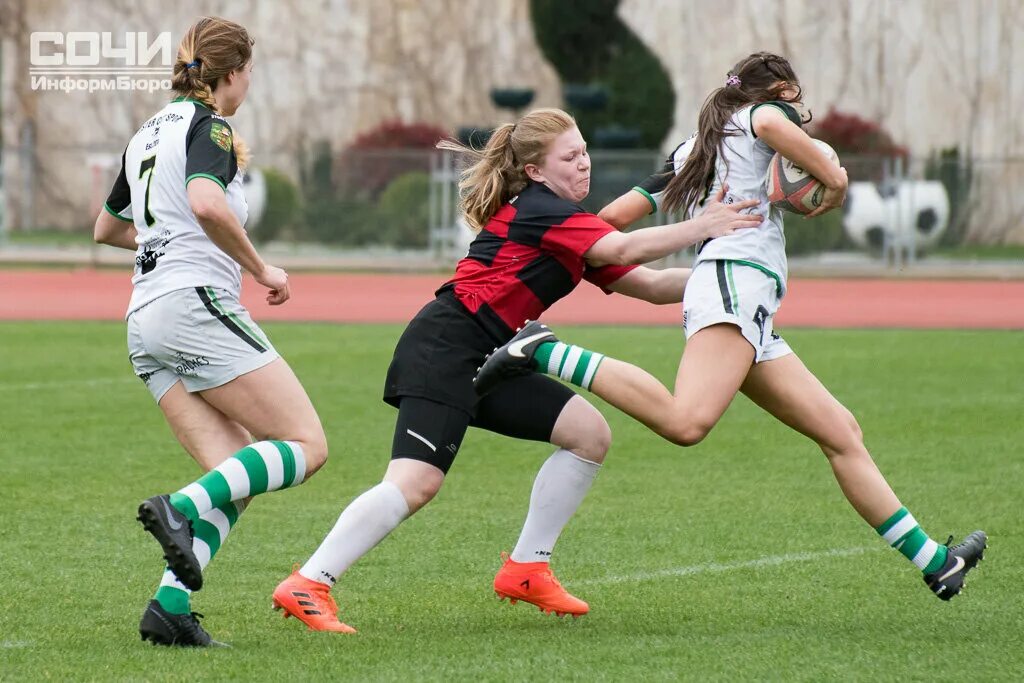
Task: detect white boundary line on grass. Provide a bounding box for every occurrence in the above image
[1,640,32,649]
[576,546,880,586]
[0,377,136,391]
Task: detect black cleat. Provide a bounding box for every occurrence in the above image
[473,320,558,396]
[137,494,203,591]
[139,600,227,647]
[923,530,987,601]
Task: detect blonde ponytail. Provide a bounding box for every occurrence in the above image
[171,17,254,169]
[437,108,576,232]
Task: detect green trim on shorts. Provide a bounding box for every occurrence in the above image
[722,259,784,297]
[725,262,740,311]
[632,186,658,214]
[204,287,270,348]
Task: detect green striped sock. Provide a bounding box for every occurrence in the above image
[154,500,247,614]
[169,441,305,521]
[876,506,948,574]
[532,341,605,390]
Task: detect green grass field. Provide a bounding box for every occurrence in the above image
[1,322,1020,681]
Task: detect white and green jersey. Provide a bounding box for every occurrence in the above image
[633,101,802,296]
[104,97,249,317]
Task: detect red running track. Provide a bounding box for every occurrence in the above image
[1,269,1022,329]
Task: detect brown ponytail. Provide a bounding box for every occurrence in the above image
[663,51,806,215]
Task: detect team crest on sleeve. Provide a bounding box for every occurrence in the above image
[210,122,233,151]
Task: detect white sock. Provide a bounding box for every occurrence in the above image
[299,481,409,585]
[510,449,601,563]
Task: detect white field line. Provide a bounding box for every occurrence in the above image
[0,377,136,391]
[1,640,32,648]
[575,546,881,586]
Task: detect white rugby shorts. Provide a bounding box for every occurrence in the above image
[127,286,279,402]
[683,260,792,363]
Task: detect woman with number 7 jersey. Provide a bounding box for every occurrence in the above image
[475,52,987,601]
[93,16,331,647]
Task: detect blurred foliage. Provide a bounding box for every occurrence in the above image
[251,168,300,244]
[302,195,379,245]
[376,172,432,248]
[335,120,450,197]
[925,147,973,247]
[807,108,908,158]
[784,207,847,255]
[530,0,673,148]
[300,126,439,247]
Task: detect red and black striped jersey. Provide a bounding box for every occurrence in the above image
[438,182,636,342]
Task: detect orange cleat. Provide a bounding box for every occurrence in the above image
[493,552,589,618]
[272,571,357,633]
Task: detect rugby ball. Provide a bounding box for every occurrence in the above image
[764,139,840,214]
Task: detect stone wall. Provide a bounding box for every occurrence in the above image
[0,0,561,230]
[620,0,1024,243]
[2,0,1022,240]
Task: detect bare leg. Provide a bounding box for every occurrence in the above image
[588,324,754,445]
[740,353,901,526]
[199,357,328,474]
[159,380,252,470]
[140,359,329,591]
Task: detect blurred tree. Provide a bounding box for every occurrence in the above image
[530,0,673,149]
[807,108,908,158]
[376,172,432,248]
[335,120,450,198]
[251,168,300,244]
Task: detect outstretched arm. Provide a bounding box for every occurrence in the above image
[584,185,761,267]
[605,265,691,304]
[598,190,653,230]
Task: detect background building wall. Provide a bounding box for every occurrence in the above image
[1,0,1021,241]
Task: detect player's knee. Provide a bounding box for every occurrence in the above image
[819,409,865,459]
[552,397,611,464]
[395,475,442,513]
[846,410,864,443]
[298,429,329,476]
[663,419,712,447]
[576,415,612,464]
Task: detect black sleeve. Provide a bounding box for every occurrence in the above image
[632,141,685,214]
[103,149,133,221]
[185,113,237,189]
[750,101,803,133]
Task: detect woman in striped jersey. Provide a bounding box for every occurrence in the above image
[476,52,986,601]
[270,108,763,633]
[93,17,329,646]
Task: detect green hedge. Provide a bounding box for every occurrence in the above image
[784,208,847,255]
[301,171,432,248]
[376,172,431,248]
[250,168,300,244]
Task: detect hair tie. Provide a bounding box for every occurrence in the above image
[725,74,741,87]
[186,59,200,69]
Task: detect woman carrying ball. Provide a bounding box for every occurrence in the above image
[476,52,986,600]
